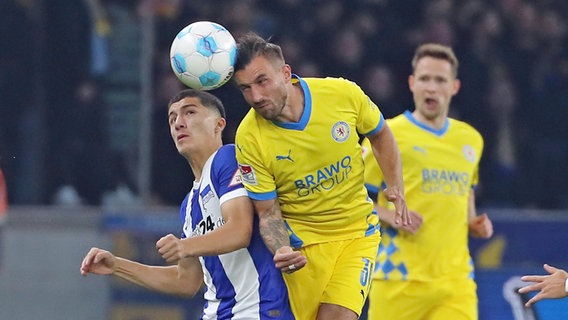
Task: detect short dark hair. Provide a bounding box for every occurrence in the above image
[168,89,226,118]
[235,32,285,72]
[411,43,459,78]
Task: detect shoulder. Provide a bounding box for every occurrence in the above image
[449,118,483,140]
[216,144,236,158]
[385,113,410,129]
[305,76,362,92]
[210,144,238,174]
[236,109,264,136]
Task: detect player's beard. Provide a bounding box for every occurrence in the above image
[258,87,288,121]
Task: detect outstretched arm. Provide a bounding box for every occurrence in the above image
[253,198,307,273]
[518,264,568,307]
[368,125,409,226]
[80,247,203,297]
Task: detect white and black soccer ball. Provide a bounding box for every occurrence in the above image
[170,21,237,91]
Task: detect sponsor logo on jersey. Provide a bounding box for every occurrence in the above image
[228,168,243,187]
[294,155,352,197]
[331,121,350,142]
[421,168,470,195]
[462,145,477,162]
[200,185,214,205]
[276,149,294,162]
[239,164,258,186]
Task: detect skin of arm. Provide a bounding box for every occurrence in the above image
[253,198,307,273]
[157,195,254,264]
[519,264,568,307]
[375,205,423,234]
[80,247,203,298]
[367,124,410,226]
[467,189,493,238]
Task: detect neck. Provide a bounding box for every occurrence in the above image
[413,110,447,130]
[278,82,304,122]
[186,141,222,181]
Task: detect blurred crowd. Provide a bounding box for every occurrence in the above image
[1,0,567,209]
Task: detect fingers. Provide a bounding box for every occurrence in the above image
[279,256,307,274]
[521,275,546,283]
[156,234,182,264]
[273,246,307,273]
[525,294,542,307]
[80,247,99,275]
[543,264,560,274]
[80,247,113,276]
[518,281,541,293]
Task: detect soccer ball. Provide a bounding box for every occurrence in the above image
[170,21,237,91]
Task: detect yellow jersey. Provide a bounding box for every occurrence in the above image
[363,111,483,281]
[236,75,383,247]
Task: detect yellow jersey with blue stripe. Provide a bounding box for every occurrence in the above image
[363,110,483,281]
[235,75,383,247]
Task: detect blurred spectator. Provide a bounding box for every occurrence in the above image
[363,64,403,118]
[483,61,522,207]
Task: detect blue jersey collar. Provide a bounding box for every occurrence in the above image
[272,74,311,131]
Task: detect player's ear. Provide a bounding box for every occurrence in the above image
[282,64,292,81]
[452,78,461,95]
[408,75,415,90]
[215,117,226,133]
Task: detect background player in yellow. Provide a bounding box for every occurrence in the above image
[363,43,493,320]
[233,32,410,320]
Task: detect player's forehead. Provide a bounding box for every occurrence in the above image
[168,96,205,114]
[234,55,279,84]
[414,56,454,77]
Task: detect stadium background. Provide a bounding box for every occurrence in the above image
[0,0,567,319]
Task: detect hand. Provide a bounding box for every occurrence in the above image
[273,246,307,274]
[387,210,423,234]
[468,213,493,238]
[80,247,116,276]
[518,264,568,307]
[383,186,411,226]
[156,234,185,264]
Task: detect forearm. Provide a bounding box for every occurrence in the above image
[371,127,404,191]
[183,220,251,257]
[113,257,202,297]
[258,214,290,253]
[376,205,396,226]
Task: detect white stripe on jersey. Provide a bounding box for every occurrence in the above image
[182,145,264,319]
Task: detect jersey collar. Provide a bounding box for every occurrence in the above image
[272,74,311,131]
[403,110,449,136]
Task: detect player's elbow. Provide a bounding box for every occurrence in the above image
[175,275,203,298]
[176,284,201,298]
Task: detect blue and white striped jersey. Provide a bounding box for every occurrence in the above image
[180,144,294,320]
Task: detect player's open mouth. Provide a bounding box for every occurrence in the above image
[425,98,437,107]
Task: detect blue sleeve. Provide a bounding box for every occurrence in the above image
[210,144,244,197]
[179,193,190,238]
